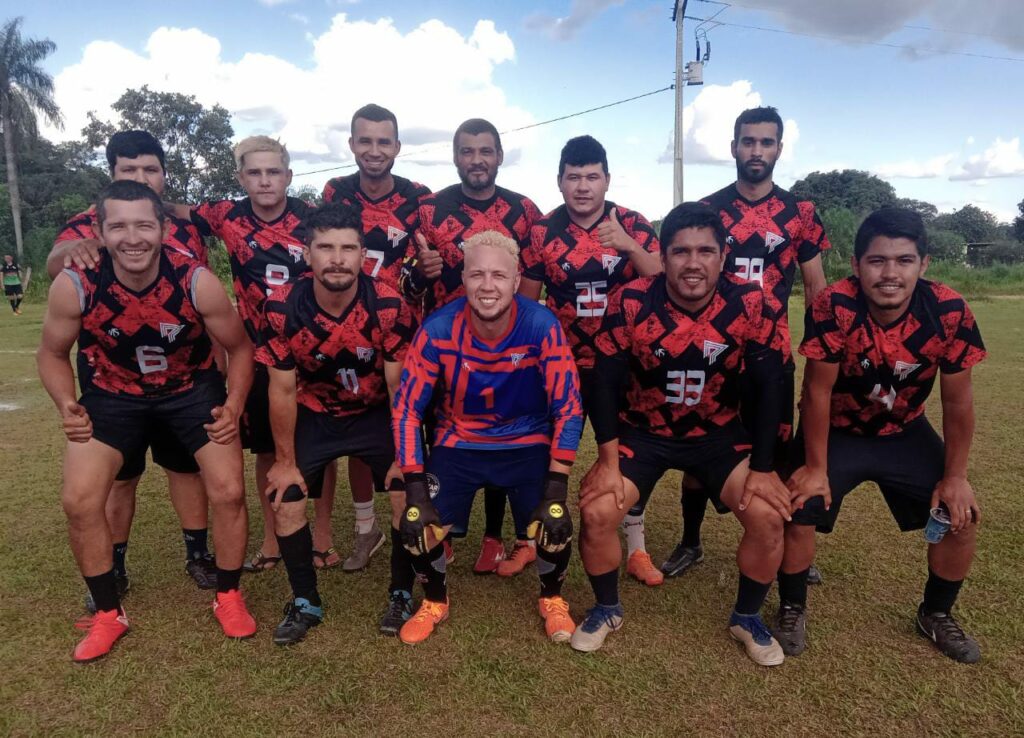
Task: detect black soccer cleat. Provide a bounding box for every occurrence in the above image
[660,543,704,578]
[772,602,807,656]
[916,605,980,664]
[273,599,323,646]
[379,591,416,636]
[806,564,824,586]
[186,553,218,590]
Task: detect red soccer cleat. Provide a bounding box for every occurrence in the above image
[73,608,129,663]
[213,589,257,639]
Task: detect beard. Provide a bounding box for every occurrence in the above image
[736,157,776,185]
[318,270,356,292]
[458,167,495,193]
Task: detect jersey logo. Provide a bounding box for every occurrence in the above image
[463,360,472,372]
[357,346,374,362]
[860,358,872,369]
[107,327,121,337]
[247,239,259,251]
[765,231,786,253]
[654,347,667,358]
[287,245,305,263]
[315,352,327,361]
[510,352,526,367]
[602,254,622,274]
[387,226,407,249]
[894,360,921,381]
[702,340,728,365]
[561,262,572,272]
[160,322,185,343]
[457,240,466,252]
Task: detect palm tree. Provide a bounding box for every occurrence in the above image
[0,17,62,260]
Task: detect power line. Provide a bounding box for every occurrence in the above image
[293,86,673,178]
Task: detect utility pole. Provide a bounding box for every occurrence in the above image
[673,0,687,206]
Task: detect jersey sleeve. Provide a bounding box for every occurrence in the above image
[621,208,661,256]
[322,179,340,203]
[380,293,419,363]
[191,200,230,239]
[521,223,547,283]
[257,292,295,370]
[540,320,584,464]
[54,211,97,245]
[392,328,441,472]
[519,198,544,247]
[940,300,987,373]
[796,201,831,263]
[799,288,844,363]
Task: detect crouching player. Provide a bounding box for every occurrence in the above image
[576,202,792,665]
[392,230,584,645]
[37,181,257,662]
[259,204,417,644]
[779,207,985,663]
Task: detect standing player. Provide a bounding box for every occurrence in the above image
[779,208,985,663]
[37,181,257,662]
[322,104,431,570]
[46,130,216,597]
[575,202,791,664]
[186,136,340,574]
[646,107,830,582]
[258,204,417,643]
[392,231,583,645]
[519,134,663,586]
[3,254,24,314]
[399,118,544,576]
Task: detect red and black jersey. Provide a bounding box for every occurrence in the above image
[595,273,777,439]
[521,202,660,370]
[702,184,829,359]
[257,274,417,417]
[410,184,543,314]
[55,205,208,265]
[191,197,312,344]
[800,277,986,437]
[67,250,215,397]
[321,173,431,291]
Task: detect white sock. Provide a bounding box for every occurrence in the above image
[621,513,646,555]
[353,500,376,534]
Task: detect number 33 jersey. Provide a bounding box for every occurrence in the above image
[595,273,777,438]
[521,203,660,371]
[65,250,215,397]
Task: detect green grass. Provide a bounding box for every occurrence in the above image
[2,299,1023,737]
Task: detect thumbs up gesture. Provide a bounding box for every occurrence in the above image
[414,232,443,281]
[596,208,637,254]
[61,400,93,443]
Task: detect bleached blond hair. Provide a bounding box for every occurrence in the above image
[233,136,290,171]
[461,230,520,261]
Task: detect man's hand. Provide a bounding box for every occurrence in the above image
[413,233,443,281]
[596,209,638,255]
[61,239,104,271]
[384,461,405,491]
[787,465,832,512]
[265,461,308,512]
[739,469,793,521]
[204,405,239,445]
[60,400,92,443]
[932,476,981,533]
[400,472,445,555]
[527,471,573,552]
[579,460,624,510]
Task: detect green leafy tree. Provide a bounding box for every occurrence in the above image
[931,204,999,245]
[790,170,896,215]
[0,17,63,259]
[926,228,967,264]
[818,206,858,283]
[289,183,323,206]
[894,197,938,222]
[1013,198,1024,242]
[83,85,239,203]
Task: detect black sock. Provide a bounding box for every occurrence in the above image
[681,489,709,548]
[112,542,129,578]
[483,487,506,539]
[537,545,571,598]
[778,568,809,608]
[84,569,120,613]
[215,567,242,594]
[922,570,964,614]
[587,569,620,607]
[183,528,209,560]
[410,544,447,602]
[734,573,772,615]
[9,300,16,313]
[389,527,416,596]
[276,525,320,605]
[14,297,22,311]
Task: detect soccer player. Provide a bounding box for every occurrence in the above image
[651,107,830,583]
[258,203,417,643]
[400,118,544,576]
[37,180,257,662]
[574,202,791,666]
[3,254,24,314]
[519,134,663,585]
[778,207,985,663]
[185,136,341,574]
[46,130,216,596]
[392,230,583,645]
[322,104,431,569]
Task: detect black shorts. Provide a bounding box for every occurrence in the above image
[80,380,227,470]
[738,361,795,474]
[789,416,944,533]
[241,364,275,455]
[116,432,200,481]
[4,284,22,297]
[620,422,751,514]
[295,405,396,499]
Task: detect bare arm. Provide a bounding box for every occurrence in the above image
[47,238,104,279]
[36,274,93,442]
[934,368,981,531]
[787,358,839,509]
[799,255,828,306]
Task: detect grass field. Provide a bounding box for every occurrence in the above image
[1,297,1022,737]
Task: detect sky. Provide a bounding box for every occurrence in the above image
[20,0,1024,222]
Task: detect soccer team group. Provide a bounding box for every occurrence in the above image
[37,103,986,667]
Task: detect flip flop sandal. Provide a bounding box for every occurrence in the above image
[313,547,342,569]
[243,551,282,573]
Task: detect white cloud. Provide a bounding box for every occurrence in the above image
[289,13,309,25]
[257,0,295,6]
[950,137,1024,180]
[526,0,624,41]
[875,153,955,179]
